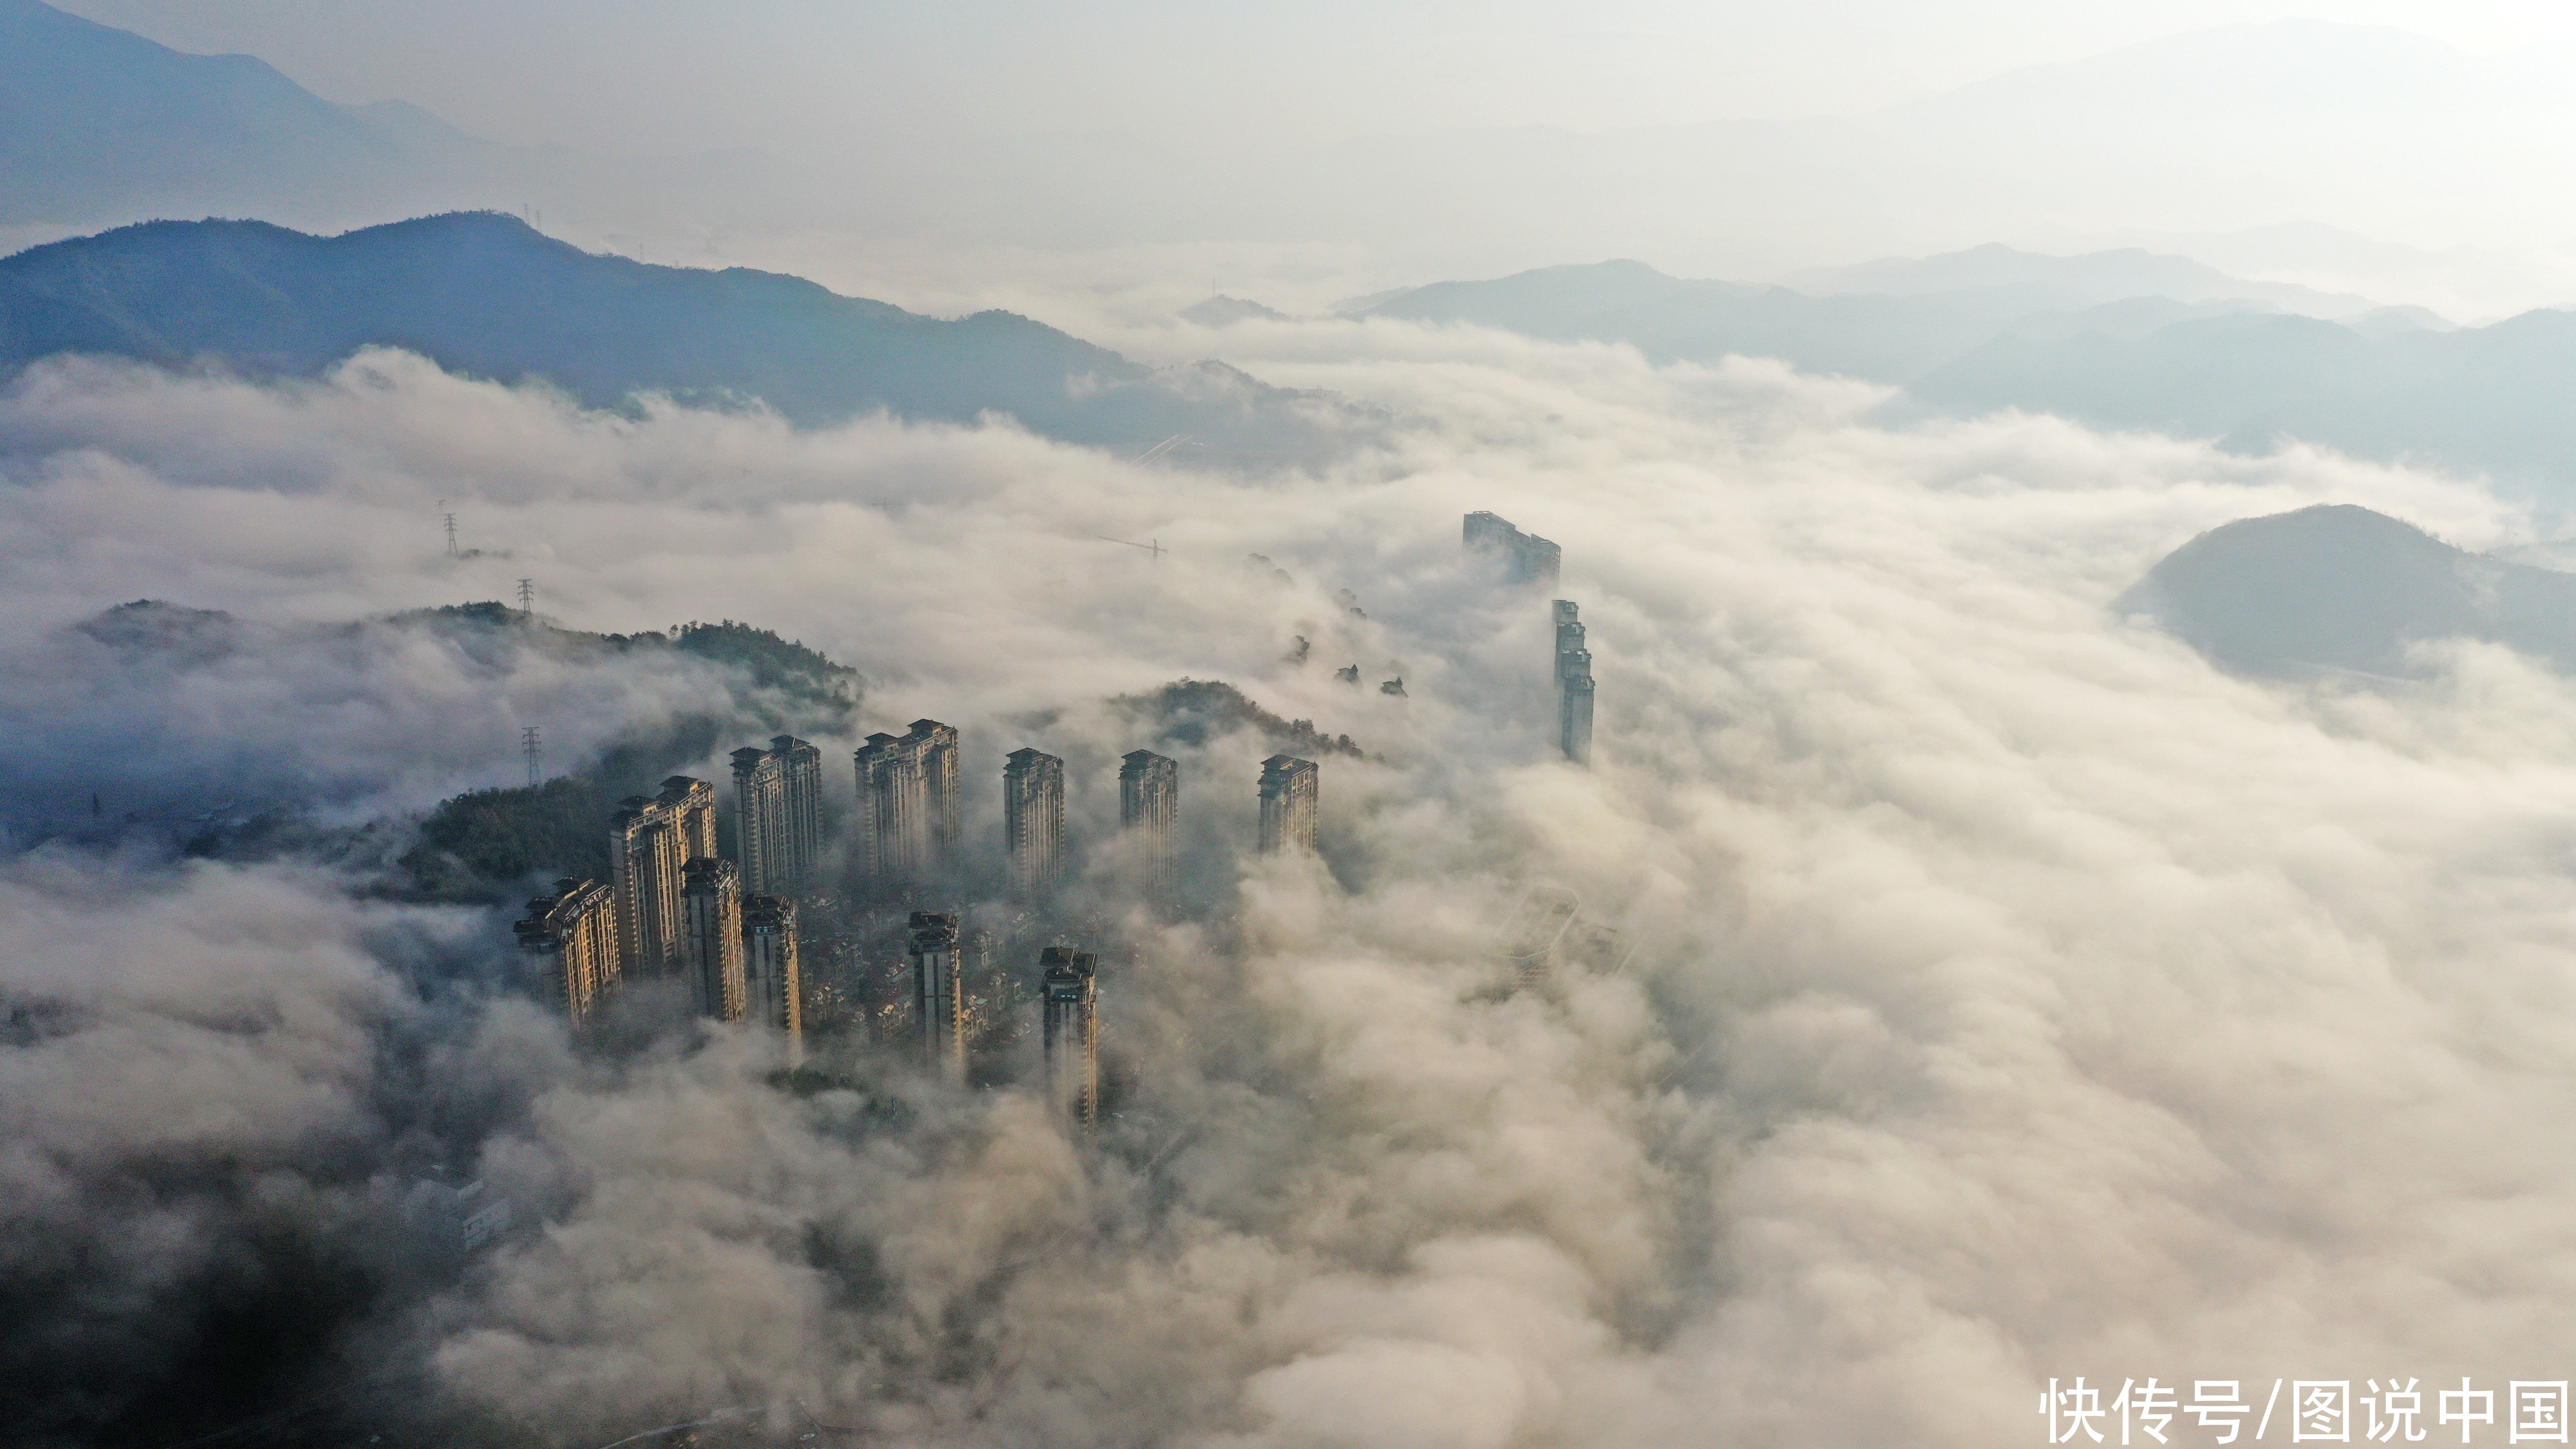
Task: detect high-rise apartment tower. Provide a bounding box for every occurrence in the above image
[680,857,746,1022]
[608,776,717,975]
[741,893,804,1065]
[514,877,621,1026]
[855,720,960,891]
[607,795,682,975]
[1463,511,1562,588]
[1499,885,1581,990]
[667,775,717,858]
[1258,756,1320,855]
[1040,946,1100,1128]
[1003,748,1066,899]
[1119,749,1179,904]
[1553,600,1594,766]
[908,911,966,1084]
[730,735,823,897]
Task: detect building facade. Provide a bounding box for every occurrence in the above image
[514,877,621,1026]
[1119,749,1179,904]
[1500,884,1581,990]
[404,1174,515,1257]
[608,775,716,976]
[661,775,717,858]
[907,910,966,1084]
[1258,755,1320,855]
[731,734,823,897]
[1003,747,1065,899]
[1039,946,1100,1128]
[855,720,960,891]
[607,796,682,975]
[741,893,804,1064]
[1554,599,1594,765]
[680,856,747,1022]
[1463,510,1562,588]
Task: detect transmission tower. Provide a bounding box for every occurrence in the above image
[522,726,541,786]
[443,512,459,558]
[516,578,534,612]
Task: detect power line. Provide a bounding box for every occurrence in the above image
[583,1409,751,1449]
[1128,433,1193,465]
[1088,533,1165,560]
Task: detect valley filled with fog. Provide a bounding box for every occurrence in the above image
[16,1,2576,1446]
[14,307,2576,1444]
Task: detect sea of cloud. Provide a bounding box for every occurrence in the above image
[7,315,2576,1447]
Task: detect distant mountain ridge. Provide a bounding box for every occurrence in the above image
[1784,242,2390,317]
[0,212,1378,462]
[0,0,524,227]
[1358,253,2576,497]
[1906,306,2576,491]
[1180,295,1295,327]
[1354,253,2362,386]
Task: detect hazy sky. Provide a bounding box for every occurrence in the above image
[49,0,2576,156]
[33,0,2576,298]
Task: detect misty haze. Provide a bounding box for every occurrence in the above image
[14,2,2576,1447]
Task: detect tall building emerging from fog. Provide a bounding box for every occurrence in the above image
[908,911,966,1084]
[680,857,746,1022]
[742,894,803,1064]
[609,776,717,975]
[1554,600,1595,765]
[1119,749,1178,903]
[1003,748,1065,899]
[855,720,960,892]
[1463,510,1562,588]
[1258,755,1320,854]
[731,735,823,897]
[515,877,620,1026]
[608,797,683,974]
[1040,946,1100,1128]
[1500,885,1581,990]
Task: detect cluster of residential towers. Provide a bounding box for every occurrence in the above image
[514,740,820,1059]
[853,719,1318,899]
[516,721,1329,1129]
[517,509,1585,1127]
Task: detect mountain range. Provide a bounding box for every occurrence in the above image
[1783,243,2409,320]
[0,212,1379,462]
[1905,308,2576,487]
[1353,254,2314,380]
[1355,256,2576,499]
[1,0,515,229]
[16,0,2576,496]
